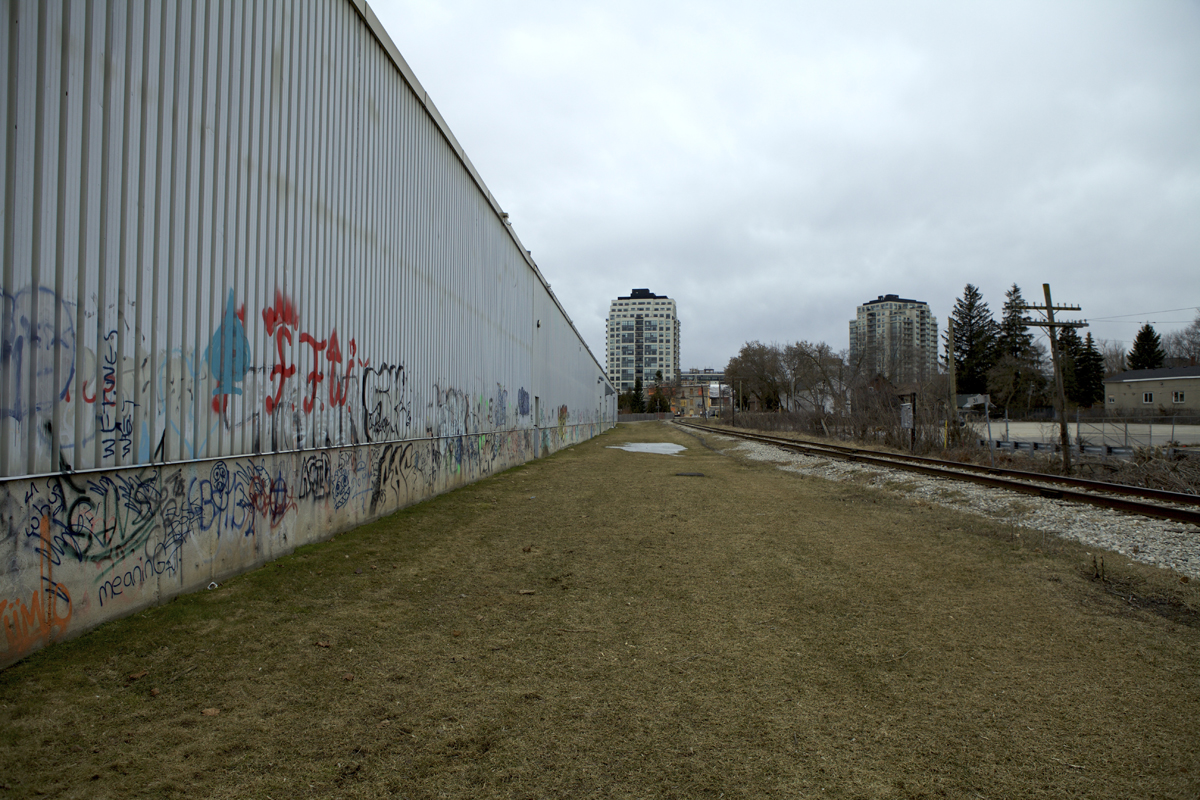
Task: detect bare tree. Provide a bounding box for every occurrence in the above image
[1096,338,1128,377]
[783,341,851,422]
[725,341,786,411]
[1163,313,1200,365]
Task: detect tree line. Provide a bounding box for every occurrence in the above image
[947,284,1198,415]
[720,284,1200,421]
[618,371,672,414]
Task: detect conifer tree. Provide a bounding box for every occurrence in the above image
[1075,333,1106,407]
[944,284,998,395]
[1058,327,1083,405]
[1127,324,1166,371]
[985,283,1049,414]
[996,284,1036,360]
[619,377,646,413]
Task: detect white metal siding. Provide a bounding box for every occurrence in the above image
[1,0,614,480]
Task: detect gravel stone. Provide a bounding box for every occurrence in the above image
[722,436,1200,580]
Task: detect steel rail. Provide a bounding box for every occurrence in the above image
[676,421,1200,526]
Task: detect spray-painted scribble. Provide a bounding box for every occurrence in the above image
[1,287,77,423]
[3,3,617,669]
[0,509,73,657]
[492,384,509,428]
[206,290,251,412]
[262,291,300,416]
[361,363,409,443]
[3,282,610,666]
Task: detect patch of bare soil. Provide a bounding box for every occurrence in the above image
[1,421,1198,799]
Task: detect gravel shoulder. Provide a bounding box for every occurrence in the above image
[720,434,1200,580]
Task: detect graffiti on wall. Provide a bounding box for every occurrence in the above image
[1,285,587,479]
[2,282,606,666]
[0,507,73,658]
[1,287,78,461]
[0,409,595,665]
[207,290,251,412]
[361,363,409,443]
[260,289,367,418]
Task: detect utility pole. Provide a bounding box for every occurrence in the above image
[1019,284,1087,475]
[945,318,957,446]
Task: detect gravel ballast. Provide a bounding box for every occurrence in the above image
[726,437,1200,580]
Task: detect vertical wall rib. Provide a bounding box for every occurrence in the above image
[2,0,615,484]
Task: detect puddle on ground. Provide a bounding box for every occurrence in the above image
[607,442,687,455]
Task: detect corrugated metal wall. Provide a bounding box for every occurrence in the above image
[0,0,618,667]
[1,0,614,479]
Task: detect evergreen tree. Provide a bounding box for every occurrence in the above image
[1057,327,1083,405]
[996,284,1036,360]
[1075,333,1105,407]
[986,283,1049,415]
[619,376,646,413]
[944,284,999,395]
[1127,324,1166,371]
[646,370,672,413]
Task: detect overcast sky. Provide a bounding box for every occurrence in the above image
[371,0,1200,371]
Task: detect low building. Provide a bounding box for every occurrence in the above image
[1103,366,1200,414]
[680,368,725,385]
[672,368,730,416]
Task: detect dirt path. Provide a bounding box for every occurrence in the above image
[2,422,1197,799]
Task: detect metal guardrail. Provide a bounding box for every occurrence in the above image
[977,439,1198,460]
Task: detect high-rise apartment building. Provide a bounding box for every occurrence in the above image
[849,294,939,384]
[606,289,681,391]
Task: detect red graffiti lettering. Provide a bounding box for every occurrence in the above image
[326,332,357,408]
[261,290,298,336]
[262,290,300,415]
[259,290,368,415]
[264,325,296,415]
[299,332,327,414]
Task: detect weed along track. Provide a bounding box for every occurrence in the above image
[678,420,1200,526]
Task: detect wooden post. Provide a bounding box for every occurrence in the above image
[946,319,957,446]
[1043,284,1072,475]
[1019,284,1086,475]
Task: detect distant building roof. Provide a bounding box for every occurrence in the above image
[956,393,990,409]
[1104,366,1200,383]
[860,293,925,306]
[619,289,668,300]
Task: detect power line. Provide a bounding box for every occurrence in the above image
[1090,306,1199,321]
[1089,319,1194,325]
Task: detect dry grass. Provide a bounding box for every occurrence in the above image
[1,421,1198,799]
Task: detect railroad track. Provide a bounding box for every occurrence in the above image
[675,421,1200,526]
